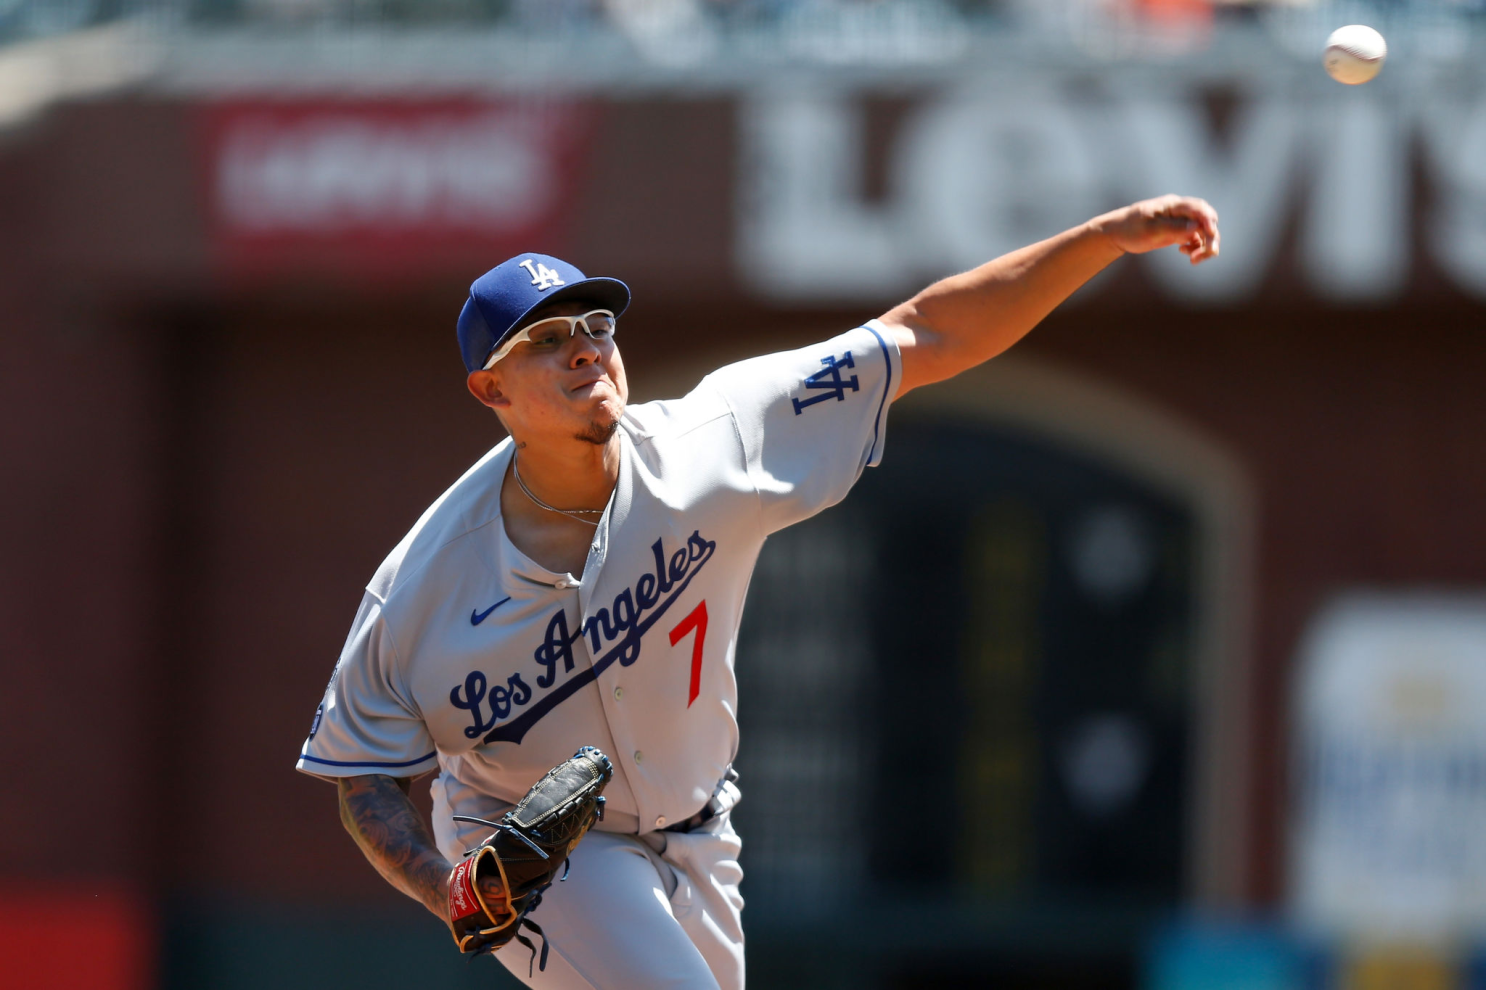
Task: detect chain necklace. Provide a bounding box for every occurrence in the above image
[512,454,605,527]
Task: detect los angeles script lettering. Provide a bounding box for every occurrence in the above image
[449,670,532,739]
[451,530,717,744]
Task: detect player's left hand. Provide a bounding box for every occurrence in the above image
[445,746,613,973]
[476,874,511,918]
[1094,194,1220,265]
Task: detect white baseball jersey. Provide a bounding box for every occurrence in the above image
[296,322,899,842]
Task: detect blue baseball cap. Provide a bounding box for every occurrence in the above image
[457,253,631,373]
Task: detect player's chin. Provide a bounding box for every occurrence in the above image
[573,398,625,445]
[575,414,622,446]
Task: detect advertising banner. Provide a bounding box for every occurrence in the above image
[1292,595,1486,942]
[737,81,1486,305]
[198,99,594,282]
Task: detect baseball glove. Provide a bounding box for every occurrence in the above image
[445,746,613,973]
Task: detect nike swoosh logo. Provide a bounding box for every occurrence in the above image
[470,597,512,626]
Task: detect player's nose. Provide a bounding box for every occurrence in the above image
[568,331,603,367]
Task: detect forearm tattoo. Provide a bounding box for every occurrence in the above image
[338,774,452,920]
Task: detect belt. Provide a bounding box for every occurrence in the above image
[663,766,740,834]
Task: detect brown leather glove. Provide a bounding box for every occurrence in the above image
[445,746,613,974]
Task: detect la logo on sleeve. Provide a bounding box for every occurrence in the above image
[793,352,859,415]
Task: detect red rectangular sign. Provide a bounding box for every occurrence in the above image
[199,98,595,282]
[0,885,152,990]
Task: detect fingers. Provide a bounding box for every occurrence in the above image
[1181,237,1214,264]
[1149,216,1213,263]
[1178,229,1211,263]
[1103,194,1221,262]
[1162,196,1220,261]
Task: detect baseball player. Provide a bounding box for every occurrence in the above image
[297,194,1219,989]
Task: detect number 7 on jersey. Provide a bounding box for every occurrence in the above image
[669,600,708,708]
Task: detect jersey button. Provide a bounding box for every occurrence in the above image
[633,750,643,764]
[613,686,623,700]
[655,816,667,829]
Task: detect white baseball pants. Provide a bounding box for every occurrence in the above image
[490,817,745,990]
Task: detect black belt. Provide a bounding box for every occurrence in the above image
[663,766,740,833]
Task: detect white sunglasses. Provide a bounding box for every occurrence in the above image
[482,309,618,370]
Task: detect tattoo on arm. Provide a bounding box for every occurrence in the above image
[338,774,452,923]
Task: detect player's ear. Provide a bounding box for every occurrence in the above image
[466,369,511,412]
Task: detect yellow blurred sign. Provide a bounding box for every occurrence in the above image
[1340,946,1457,990]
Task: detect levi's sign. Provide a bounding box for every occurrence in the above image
[201,100,591,276]
[738,84,1486,304]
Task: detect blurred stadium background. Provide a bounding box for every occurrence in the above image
[4,0,1486,987]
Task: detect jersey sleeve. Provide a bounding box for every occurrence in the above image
[295,591,439,782]
[703,320,899,534]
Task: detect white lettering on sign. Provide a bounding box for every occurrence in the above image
[216,112,552,233]
[737,92,897,300]
[1302,97,1409,301]
[1422,98,1486,297]
[897,83,1103,277]
[737,85,1486,304]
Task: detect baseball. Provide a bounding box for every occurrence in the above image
[1324,25,1387,85]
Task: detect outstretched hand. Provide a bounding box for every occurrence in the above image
[1095,194,1220,265]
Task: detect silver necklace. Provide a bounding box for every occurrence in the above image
[512,455,605,527]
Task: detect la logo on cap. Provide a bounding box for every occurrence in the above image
[519,258,566,291]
